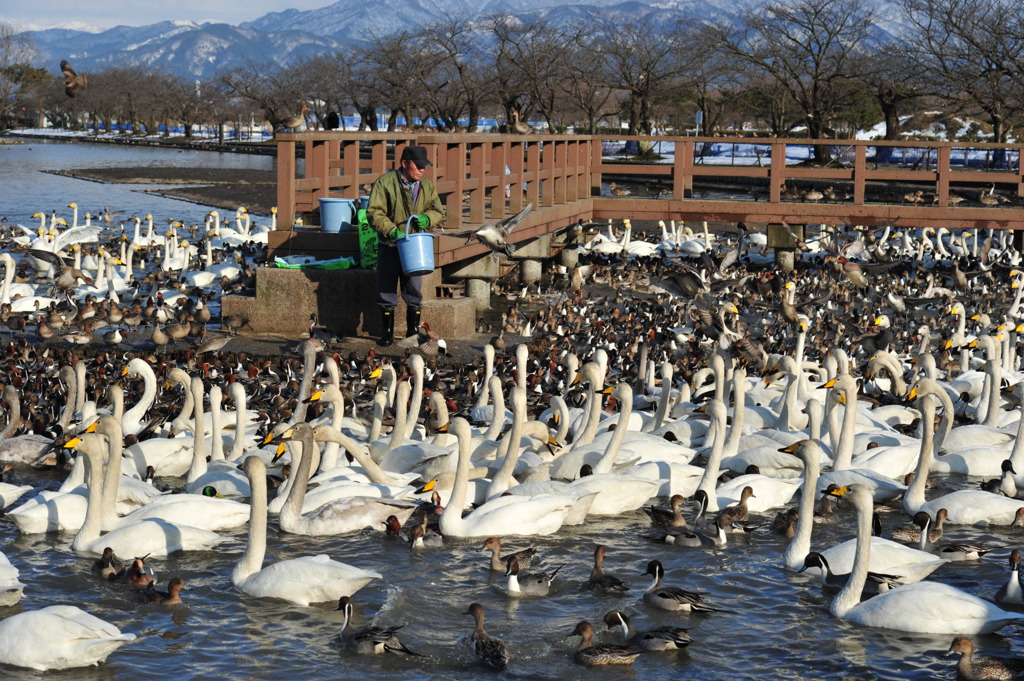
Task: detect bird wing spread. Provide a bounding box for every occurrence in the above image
[442,203,534,238]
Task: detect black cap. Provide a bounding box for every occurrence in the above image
[400,145,432,169]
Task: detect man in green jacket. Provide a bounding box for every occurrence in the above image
[366,145,445,346]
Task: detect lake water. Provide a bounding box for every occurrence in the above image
[0,139,1019,681]
[0,138,276,225]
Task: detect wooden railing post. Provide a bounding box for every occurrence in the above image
[1017,146,1024,199]
[675,140,692,200]
[853,146,867,205]
[553,140,567,205]
[445,141,466,230]
[276,140,296,228]
[936,146,951,207]
[468,143,485,223]
[509,141,525,213]
[526,142,541,208]
[591,140,603,197]
[540,141,554,207]
[769,142,785,203]
[569,138,585,201]
[310,139,329,201]
[339,139,357,198]
[489,142,508,218]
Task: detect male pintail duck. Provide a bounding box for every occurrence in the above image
[506,556,562,597]
[603,610,692,651]
[336,596,420,655]
[799,552,903,594]
[994,549,1024,605]
[642,560,728,613]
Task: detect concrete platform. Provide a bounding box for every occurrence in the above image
[222,266,477,340]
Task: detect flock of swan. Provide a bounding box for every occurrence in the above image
[3,207,1024,676]
[0,205,268,349]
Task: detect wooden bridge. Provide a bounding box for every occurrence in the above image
[223,133,1024,340]
[274,132,1024,250]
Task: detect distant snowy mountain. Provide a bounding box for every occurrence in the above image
[22,0,894,80]
[28,21,346,79]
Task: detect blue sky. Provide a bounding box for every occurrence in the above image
[6,0,333,32]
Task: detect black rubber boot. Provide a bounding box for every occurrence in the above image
[406,306,422,339]
[380,307,395,346]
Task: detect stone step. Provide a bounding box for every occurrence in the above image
[222,266,476,339]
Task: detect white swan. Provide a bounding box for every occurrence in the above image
[830,484,1023,634]
[232,456,381,605]
[931,378,1023,477]
[0,381,52,465]
[183,382,251,497]
[120,358,159,436]
[485,388,597,524]
[715,471,800,513]
[549,381,643,481]
[781,439,821,570]
[439,417,573,537]
[0,605,135,671]
[0,550,25,606]
[817,375,911,502]
[904,393,1024,526]
[275,423,419,536]
[69,419,227,557]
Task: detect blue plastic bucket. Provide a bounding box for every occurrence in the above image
[396,217,435,276]
[318,197,356,233]
[358,195,370,210]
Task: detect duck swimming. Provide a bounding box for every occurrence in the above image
[568,621,640,666]
[603,610,693,651]
[335,596,420,656]
[465,603,508,670]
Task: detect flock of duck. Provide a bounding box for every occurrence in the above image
[4,205,1024,678]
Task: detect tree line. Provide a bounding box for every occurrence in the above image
[2,0,1022,158]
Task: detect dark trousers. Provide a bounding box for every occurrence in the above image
[376,242,423,308]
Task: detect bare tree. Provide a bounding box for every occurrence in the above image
[678,30,748,135]
[490,15,577,132]
[585,14,688,134]
[343,48,388,131]
[899,0,1024,146]
[415,16,492,132]
[853,40,926,142]
[0,23,38,130]
[561,37,618,133]
[713,0,874,161]
[164,74,210,138]
[297,53,351,130]
[359,31,420,131]
[219,59,308,136]
[735,73,804,136]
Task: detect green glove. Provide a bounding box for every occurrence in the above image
[413,214,430,230]
[388,226,403,240]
